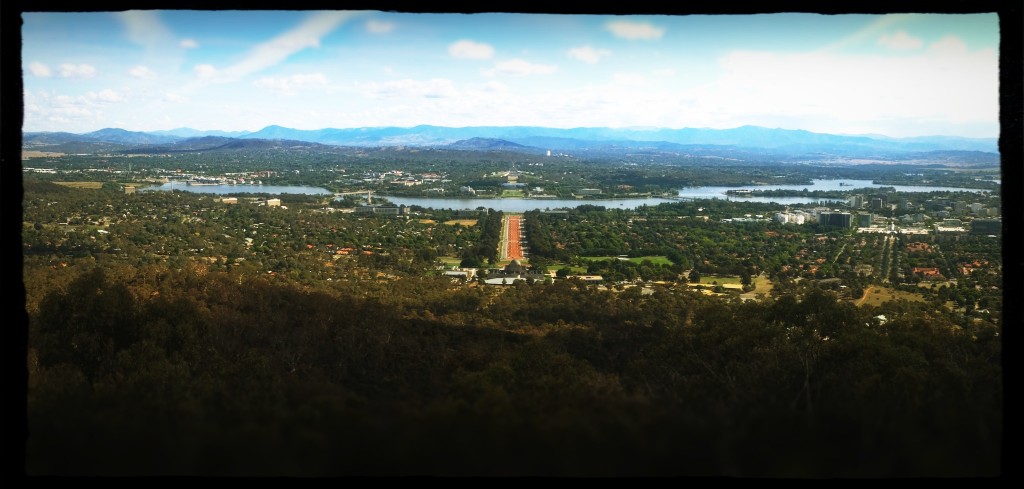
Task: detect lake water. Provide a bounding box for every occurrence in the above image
[377,179,990,211]
[369,196,677,213]
[141,182,332,195]
[674,179,991,204]
[142,179,990,211]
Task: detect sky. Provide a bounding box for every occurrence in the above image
[21,10,1000,138]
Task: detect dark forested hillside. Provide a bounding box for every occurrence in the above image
[24,263,1002,477]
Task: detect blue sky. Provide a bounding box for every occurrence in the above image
[22,11,999,138]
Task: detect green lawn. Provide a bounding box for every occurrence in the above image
[698,275,742,285]
[581,255,673,266]
[501,189,525,197]
[748,274,774,295]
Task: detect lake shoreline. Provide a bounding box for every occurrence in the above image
[141,178,993,211]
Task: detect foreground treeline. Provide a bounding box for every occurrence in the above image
[25,264,1001,476]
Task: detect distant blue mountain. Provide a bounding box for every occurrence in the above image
[233,124,998,154]
[444,138,540,152]
[23,131,96,146]
[114,136,334,153]
[136,136,240,152]
[82,128,182,145]
[22,125,999,161]
[150,127,252,138]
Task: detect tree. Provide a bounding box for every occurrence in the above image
[34,267,140,379]
[688,269,701,284]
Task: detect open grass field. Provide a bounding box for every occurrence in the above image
[544,261,588,273]
[443,219,478,226]
[53,181,104,189]
[916,280,956,291]
[750,274,773,295]
[438,257,463,266]
[699,275,741,285]
[418,219,437,224]
[582,255,674,266]
[855,285,927,307]
[501,190,525,197]
[23,151,66,158]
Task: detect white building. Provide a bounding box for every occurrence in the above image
[774,210,810,225]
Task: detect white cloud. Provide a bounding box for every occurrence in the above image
[567,46,611,64]
[605,21,665,41]
[448,40,495,60]
[164,93,187,103]
[23,89,139,131]
[254,73,328,95]
[366,19,395,34]
[29,62,52,77]
[180,38,199,49]
[877,30,923,50]
[360,78,458,99]
[482,81,510,95]
[817,14,909,53]
[190,11,356,85]
[483,59,557,76]
[89,89,125,103]
[612,73,648,86]
[54,106,93,117]
[194,64,218,78]
[116,11,175,49]
[927,35,969,56]
[129,65,157,79]
[703,46,997,131]
[59,63,97,78]
[652,68,676,77]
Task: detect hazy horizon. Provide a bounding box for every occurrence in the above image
[21,123,1002,142]
[22,11,999,139]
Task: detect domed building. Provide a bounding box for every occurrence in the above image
[504,259,525,274]
[483,259,548,285]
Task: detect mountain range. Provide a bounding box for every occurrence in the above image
[22,125,1000,164]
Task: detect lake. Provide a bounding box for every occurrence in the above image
[366,196,677,213]
[141,182,332,195]
[142,179,990,211]
[674,179,991,204]
[376,179,990,211]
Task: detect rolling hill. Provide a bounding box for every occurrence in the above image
[21,124,1000,166]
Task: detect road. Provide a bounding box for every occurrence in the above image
[881,232,895,284]
[502,214,525,261]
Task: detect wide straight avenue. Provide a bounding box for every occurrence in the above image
[502,214,525,261]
